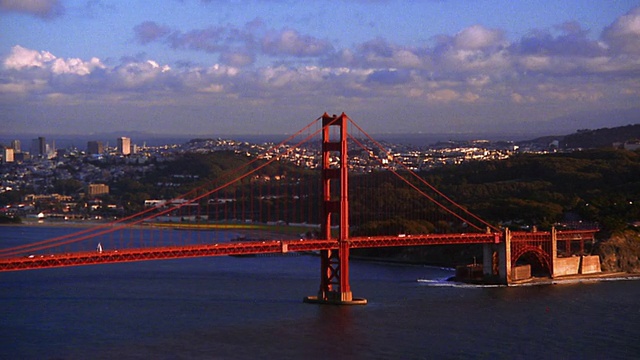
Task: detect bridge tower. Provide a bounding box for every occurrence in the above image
[304,113,367,305]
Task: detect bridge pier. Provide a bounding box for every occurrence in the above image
[482,229,511,284]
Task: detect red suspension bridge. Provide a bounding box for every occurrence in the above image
[0,113,598,304]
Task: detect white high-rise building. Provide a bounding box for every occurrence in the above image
[118,137,131,155]
[2,148,14,163]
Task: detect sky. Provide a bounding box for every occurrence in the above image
[1,0,640,138]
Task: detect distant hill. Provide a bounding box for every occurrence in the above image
[561,124,640,149]
[519,124,640,149]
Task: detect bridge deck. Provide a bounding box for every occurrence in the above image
[0,230,596,272]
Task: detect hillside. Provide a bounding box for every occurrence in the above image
[354,147,640,270]
[562,124,640,148]
[429,148,640,232]
[519,123,640,149]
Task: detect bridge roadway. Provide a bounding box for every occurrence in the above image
[0,233,498,271]
[0,230,596,272]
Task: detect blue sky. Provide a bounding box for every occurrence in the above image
[1,0,640,137]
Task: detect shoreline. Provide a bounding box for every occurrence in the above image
[508,271,640,286]
[0,219,303,244]
[0,219,117,228]
[418,271,640,288]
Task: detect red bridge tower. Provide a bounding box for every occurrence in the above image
[304,113,367,305]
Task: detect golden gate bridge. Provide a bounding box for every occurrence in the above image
[0,113,598,304]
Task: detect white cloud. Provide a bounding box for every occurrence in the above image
[261,29,333,57]
[602,7,640,54]
[4,45,56,70]
[112,61,172,89]
[51,57,105,75]
[4,45,105,75]
[453,25,505,50]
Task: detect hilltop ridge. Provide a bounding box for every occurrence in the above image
[520,124,640,149]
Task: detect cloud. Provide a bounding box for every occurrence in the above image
[366,69,411,85]
[219,51,254,67]
[427,88,459,102]
[1,45,177,96]
[453,25,505,50]
[133,21,258,66]
[326,38,427,70]
[3,45,56,70]
[110,60,172,90]
[602,6,640,54]
[133,20,334,65]
[513,26,605,58]
[50,57,104,76]
[134,21,172,45]
[4,45,105,75]
[0,0,64,19]
[3,7,640,135]
[166,26,230,53]
[261,29,333,57]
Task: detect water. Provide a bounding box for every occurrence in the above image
[2,226,639,359]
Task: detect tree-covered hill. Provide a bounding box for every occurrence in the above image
[427,148,640,233]
[562,124,640,149]
[520,123,640,149]
[353,148,640,269]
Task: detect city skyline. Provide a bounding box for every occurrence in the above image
[1,1,640,137]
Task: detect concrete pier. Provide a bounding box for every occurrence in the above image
[303,294,368,305]
[553,257,581,277]
[580,255,602,274]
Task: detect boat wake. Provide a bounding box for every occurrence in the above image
[416,278,505,288]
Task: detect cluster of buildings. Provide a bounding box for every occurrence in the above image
[0,134,559,221]
[1,138,51,163]
[0,136,145,220]
[181,137,525,173]
[1,136,136,164]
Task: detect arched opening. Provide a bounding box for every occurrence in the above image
[514,249,551,277]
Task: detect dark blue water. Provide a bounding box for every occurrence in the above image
[2,226,639,359]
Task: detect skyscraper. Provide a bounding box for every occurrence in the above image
[87,141,104,154]
[118,137,131,155]
[2,148,14,163]
[11,140,21,153]
[30,137,46,157]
